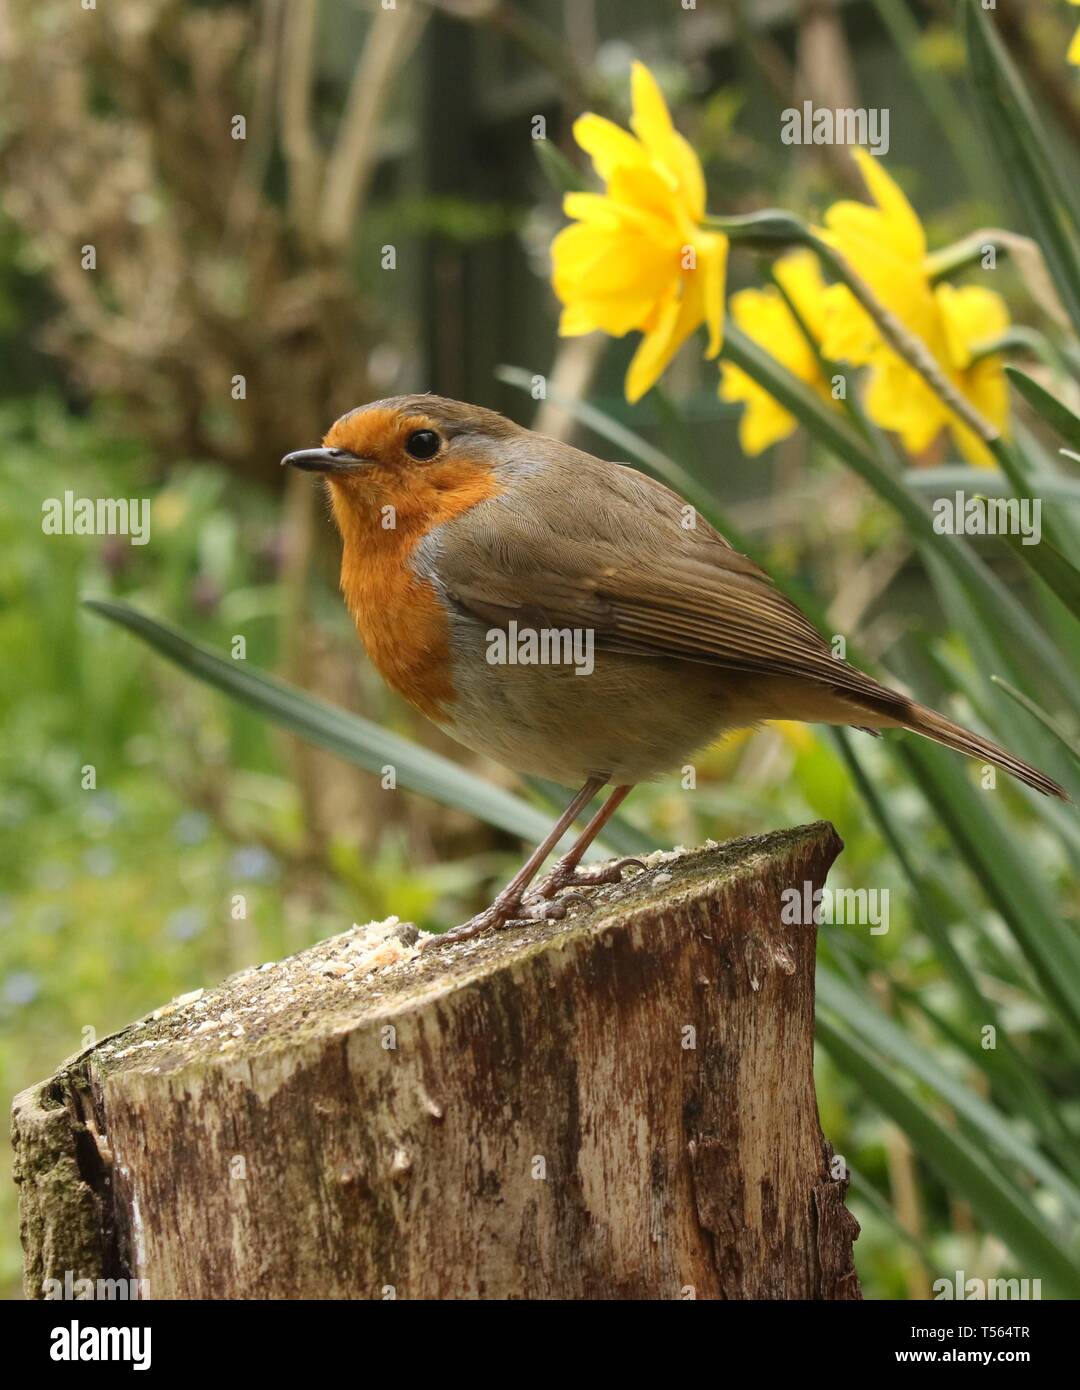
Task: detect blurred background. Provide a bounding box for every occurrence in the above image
[2,0,1079,1299]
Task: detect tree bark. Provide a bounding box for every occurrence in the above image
[12,820,860,1300]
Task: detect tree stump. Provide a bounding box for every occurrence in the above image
[12,821,861,1300]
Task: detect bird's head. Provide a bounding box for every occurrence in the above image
[283,395,522,489]
[282,394,521,540]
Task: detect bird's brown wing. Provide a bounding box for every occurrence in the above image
[430,452,899,712]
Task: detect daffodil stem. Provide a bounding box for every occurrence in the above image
[810,239,1001,448]
[705,211,1001,448]
[765,263,909,472]
[924,231,1004,282]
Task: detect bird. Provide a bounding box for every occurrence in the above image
[283,394,1066,945]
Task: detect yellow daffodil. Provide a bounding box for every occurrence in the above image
[551,62,729,403]
[719,250,835,455]
[817,149,1010,467]
[1070,0,1080,65]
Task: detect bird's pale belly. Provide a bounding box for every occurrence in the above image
[433,620,768,786]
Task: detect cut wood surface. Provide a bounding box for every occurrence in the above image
[12,820,861,1300]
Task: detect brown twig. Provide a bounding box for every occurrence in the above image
[279,0,322,249]
[320,2,430,251]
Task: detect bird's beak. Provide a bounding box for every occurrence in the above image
[281,447,369,474]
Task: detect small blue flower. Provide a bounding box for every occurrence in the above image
[83,792,122,829]
[166,907,207,942]
[173,811,211,846]
[229,846,278,882]
[84,846,117,878]
[3,972,40,1007]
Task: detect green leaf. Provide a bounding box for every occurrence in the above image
[82,599,608,855]
[830,729,1076,1153]
[964,0,1080,336]
[916,556,1080,802]
[818,966,1080,1224]
[896,738,1080,1046]
[996,519,1080,620]
[905,466,1080,507]
[1005,365,1080,452]
[866,0,989,198]
[991,676,1080,767]
[816,1017,1080,1296]
[533,139,587,196]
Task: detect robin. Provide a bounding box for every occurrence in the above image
[283,394,1066,945]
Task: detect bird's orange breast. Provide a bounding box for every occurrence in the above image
[329,458,502,719]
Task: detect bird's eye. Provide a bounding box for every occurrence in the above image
[404,429,441,460]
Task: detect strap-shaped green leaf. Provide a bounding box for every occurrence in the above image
[83,599,603,853]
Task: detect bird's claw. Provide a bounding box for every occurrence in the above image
[423,857,645,949]
[517,854,646,922]
[518,890,591,922]
[530,855,646,901]
[420,897,523,949]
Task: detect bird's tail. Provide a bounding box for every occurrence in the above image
[869,695,1068,800]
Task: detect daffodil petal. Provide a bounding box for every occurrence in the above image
[772,250,828,338]
[666,130,708,222]
[552,223,674,335]
[949,419,998,469]
[935,283,1010,371]
[628,61,706,220]
[629,62,675,150]
[605,165,687,230]
[719,363,797,455]
[551,61,720,384]
[564,183,682,246]
[849,149,926,261]
[625,293,683,403]
[571,114,646,180]
[558,304,598,336]
[864,357,945,453]
[718,361,756,406]
[698,232,727,357]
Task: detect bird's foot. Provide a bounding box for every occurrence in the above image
[529,855,646,902]
[420,888,533,950]
[514,856,646,923]
[421,857,646,949]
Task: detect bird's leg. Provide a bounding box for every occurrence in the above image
[423,777,605,948]
[523,785,643,916]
